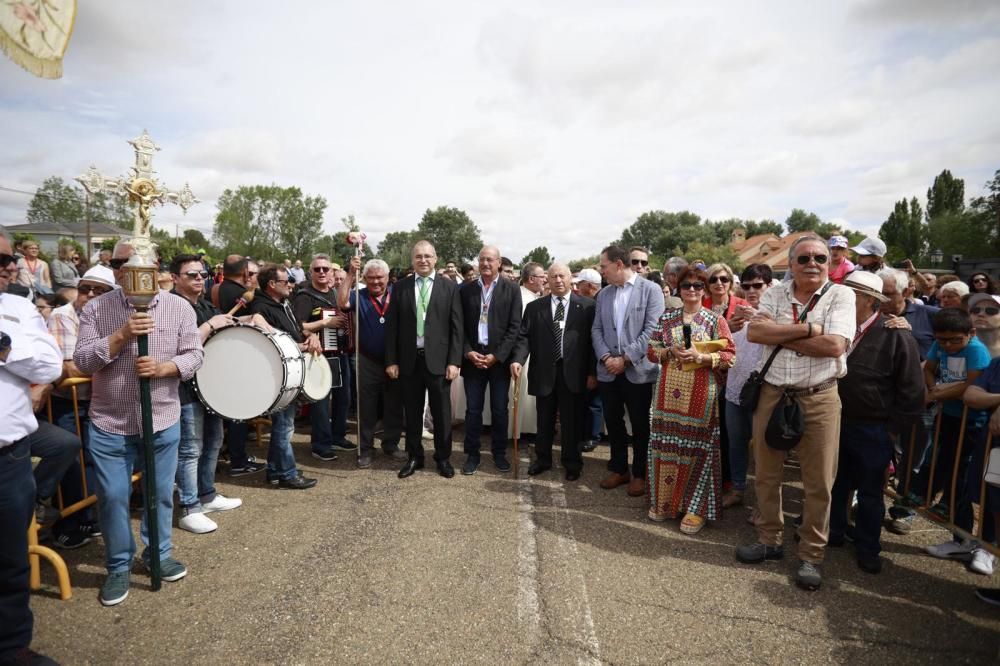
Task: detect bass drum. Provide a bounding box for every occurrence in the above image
[300,353,333,403]
[194,324,304,421]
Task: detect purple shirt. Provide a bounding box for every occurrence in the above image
[75,289,203,436]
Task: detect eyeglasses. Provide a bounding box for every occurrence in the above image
[312,266,332,273]
[272,279,289,285]
[743,282,767,290]
[631,258,649,267]
[78,284,110,296]
[679,281,705,290]
[183,271,209,279]
[109,258,129,270]
[708,275,731,285]
[971,306,1000,315]
[795,254,828,265]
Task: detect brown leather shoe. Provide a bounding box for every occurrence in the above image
[600,472,631,489]
[627,476,646,497]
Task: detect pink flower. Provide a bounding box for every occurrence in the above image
[13,3,46,33]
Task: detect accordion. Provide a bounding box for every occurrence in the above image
[321,308,340,353]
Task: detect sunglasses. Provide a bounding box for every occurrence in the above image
[631,258,649,267]
[183,270,209,279]
[680,281,705,290]
[109,258,129,269]
[971,306,1000,315]
[78,284,110,296]
[795,254,828,265]
[708,275,731,285]
[313,266,332,273]
[973,276,989,283]
[0,253,14,267]
[743,282,767,290]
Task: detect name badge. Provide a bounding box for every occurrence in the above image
[480,312,488,324]
[558,320,566,329]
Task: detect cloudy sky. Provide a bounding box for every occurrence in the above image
[2,0,999,262]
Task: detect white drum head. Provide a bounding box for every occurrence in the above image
[196,326,290,420]
[301,353,333,402]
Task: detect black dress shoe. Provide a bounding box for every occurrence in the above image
[398,458,424,478]
[437,460,455,478]
[494,456,512,473]
[565,469,581,481]
[528,461,551,476]
[581,440,598,453]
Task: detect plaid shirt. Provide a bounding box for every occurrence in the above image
[756,279,856,389]
[74,289,203,436]
[47,301,89,400]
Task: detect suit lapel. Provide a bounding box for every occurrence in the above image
[623,279,640,328]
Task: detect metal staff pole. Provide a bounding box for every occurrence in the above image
[136,322,161,590]
[347,231,367,462]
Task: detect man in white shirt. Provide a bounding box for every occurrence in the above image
[0,243,63,664]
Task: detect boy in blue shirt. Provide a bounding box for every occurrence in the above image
[920,309,992,561]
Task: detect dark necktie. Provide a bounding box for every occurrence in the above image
[553,297,565,360]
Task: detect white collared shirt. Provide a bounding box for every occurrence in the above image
[0,292,63,447]
[478,276,498,346]
[550,293,568,355]
[613,273,637,348]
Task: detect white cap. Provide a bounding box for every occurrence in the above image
[851,237,887,257]
[576,268,601,285]
[79,265,116,288]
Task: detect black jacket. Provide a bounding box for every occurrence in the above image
[458,277,522,375]
[249,289,303,343]
[513,293,597,396]
[384,274,462,376]
[174,291,220,405]
[839,314,924,434]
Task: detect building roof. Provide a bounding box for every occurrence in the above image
[1,221,130,237]
[731,230,817,271]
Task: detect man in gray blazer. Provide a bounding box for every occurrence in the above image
[592,244,664,496]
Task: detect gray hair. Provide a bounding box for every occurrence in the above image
[876,267,909,292]
[363,258,389,277]
[787,235,825,261]
[664,256,688,275]
[310,253,331,264]
[940,280,970,297]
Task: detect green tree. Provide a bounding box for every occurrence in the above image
[617,210,701,250]
[651,223,716,259]
[926,169,965,220]
[27,176,84,226]
[88,191,134,231]
[521,246,553,267]
[927,211,985,260]
[784,208,823,233]
[213,185,327,262]
[182,229,211,251]
[708,218,785,245]
[683,242,744,273]
[376,230,418,270]
[567,254,600,272]
[969,169,1000,254]
[879,197,926,262]
[415,206,483,264]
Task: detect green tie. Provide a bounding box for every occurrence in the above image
[417,276,430,337]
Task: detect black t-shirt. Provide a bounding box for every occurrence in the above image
[292,285,348,357]
[175,292,220,405]
[216,278,249,316]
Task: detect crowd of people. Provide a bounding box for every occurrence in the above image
[2,228,1000,664]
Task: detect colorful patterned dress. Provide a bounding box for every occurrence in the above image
[646,307,735,521]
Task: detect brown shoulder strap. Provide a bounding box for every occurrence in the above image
[211,282,221,309]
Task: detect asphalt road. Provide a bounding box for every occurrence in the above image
[31,427,1000,665]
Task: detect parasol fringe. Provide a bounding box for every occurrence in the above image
[0,30,63,79]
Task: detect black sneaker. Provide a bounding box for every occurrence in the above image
[462,456,481,476]
[857,553,883,574]
[229,458,266,477]
[331,440,357,451]
[494,456,512,473]
[79,521,102,538]
[277,475,317,490]
[736,542,785,564]
[581,440,598,453]
[975,588,1000,607]
[311,449,338,462]
[54,529,93,550]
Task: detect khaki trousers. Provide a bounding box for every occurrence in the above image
[752,382,841,563]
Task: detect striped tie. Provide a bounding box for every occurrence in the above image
[553,297,564,360]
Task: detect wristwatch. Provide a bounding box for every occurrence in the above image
[0,332,11,363]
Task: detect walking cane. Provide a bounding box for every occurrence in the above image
[511,374,522,479]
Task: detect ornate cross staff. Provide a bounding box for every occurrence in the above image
[75,130,198,590]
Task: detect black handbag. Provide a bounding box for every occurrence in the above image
[765,389,805,451]
[739,345,782,411]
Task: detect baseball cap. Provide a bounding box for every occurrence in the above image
[851,237,887,257]
[576,268,601,286]
[968,293,1000,309]
[828,235,849,249]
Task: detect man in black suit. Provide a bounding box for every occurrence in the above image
[385,240,463,478]
[459,245,522,475]
[511,263,597,481]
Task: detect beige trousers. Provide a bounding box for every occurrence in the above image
[752,382,841,563]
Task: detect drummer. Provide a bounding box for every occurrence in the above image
[250,263,322,489]
[169,255,270,531]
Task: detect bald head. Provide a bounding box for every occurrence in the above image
[478,245,501,283]
[548,262,572,297]
[411,240,437,277]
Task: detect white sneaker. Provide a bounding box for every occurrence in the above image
[201,494,242,513]
[421,429,434,441]
[970,547,997,576]
[178,512,218,534]
[925,539,975,560]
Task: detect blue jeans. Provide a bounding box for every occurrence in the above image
[725,399,753,492]
[89,422,180,574]
[177,402,224,512]
[27,420,81,501]
[586,389,603,441]
[310,356,351,455]
[463,365,511,458]
[0,438,34,655]
[830,422,893,557]
[49,396,95,531]
[268,404,298,480]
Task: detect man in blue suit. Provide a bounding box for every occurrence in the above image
[592,244,664,496]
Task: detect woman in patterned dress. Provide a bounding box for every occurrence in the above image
[646,266,735,534]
